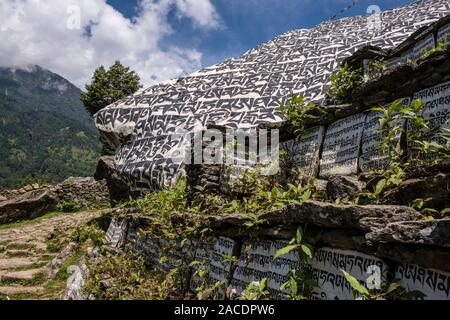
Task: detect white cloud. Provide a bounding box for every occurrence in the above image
[0,0,221,88]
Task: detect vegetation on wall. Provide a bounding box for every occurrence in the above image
[327,63,364,103]
[280,94,318,136]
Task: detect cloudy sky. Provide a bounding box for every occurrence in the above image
[0,0,413,89]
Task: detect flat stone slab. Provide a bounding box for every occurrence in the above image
[205,201,423,232]
[367,219,450,248]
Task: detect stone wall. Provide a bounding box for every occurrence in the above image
[0,177,110,224]
[107,201,450,300]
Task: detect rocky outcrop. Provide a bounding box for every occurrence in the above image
[0,190,58,224]
[384,173,450,210]
[0,177,110,225]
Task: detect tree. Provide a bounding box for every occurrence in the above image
[81,61,142,116]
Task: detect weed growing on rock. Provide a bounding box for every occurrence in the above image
[327,63,364,103]
[280,94,318,136]
[276,226,318,300]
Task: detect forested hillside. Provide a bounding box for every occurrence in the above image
[0,66,101,188]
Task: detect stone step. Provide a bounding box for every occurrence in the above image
[0,285,43,296]
[5,241,39,251]
[0,257,37,270]
[0,268,46,283]
[3,249,33,258]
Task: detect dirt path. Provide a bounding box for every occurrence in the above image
[0,210,106,299]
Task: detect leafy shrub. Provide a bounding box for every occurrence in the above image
[367,58,387,80]
[83,251,182,300]
[422,38,448,59]
[56,200,81,213]
[239,279,271,300]
[280,95,318,136]
[71,225,105,247]
[327,63,364,103]
[275,227,318,300]
[342,270,424,300]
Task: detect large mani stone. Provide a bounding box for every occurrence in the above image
[437,22,450,44]
[412,80,450,153]
[311,248,389,300]
[281,126,325,176]
[320,113,367,177]
[396,263,450,300]
[359,99,409,173]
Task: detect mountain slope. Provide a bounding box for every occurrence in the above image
[0,66,101,188]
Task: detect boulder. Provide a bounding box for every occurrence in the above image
[326,176,364,201]
[0,190,59,224]
[384,173,449,210]
[367,219,450,248]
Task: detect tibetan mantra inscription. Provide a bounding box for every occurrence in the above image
[320,113,367,177]
[282,126,325,176]
[230,242,388,300]
[396,264,450,300]
[413,81,450,151]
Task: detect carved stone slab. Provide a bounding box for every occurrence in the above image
[412,81,450,151]
[320,113,367,177]
[359,99,409,172]
[282,126,325,176]
[396,263,450,300]
[230,240,297,300]
[437,22,450,44]
[230,242,389,300]
[311,247,389,300]
[413,33,436,60]
[190,237,238,298]
[105,217,129,248]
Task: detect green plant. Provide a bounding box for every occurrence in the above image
[422,38,448,59]
[190,259,226,300]
[327,63,364,103]
[280,94,318,136]
[56,200,81,213]
[71,225,105,247]
[275,227,318,300]
[341,270,423,300]
[360,99,448,204]
[367,58,387,79]
[83,251,182,300]
[239,278,271,300]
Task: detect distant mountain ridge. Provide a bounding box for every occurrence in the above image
[0,65,101,188]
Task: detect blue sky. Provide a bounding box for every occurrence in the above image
[107,0,414,67]
[0,0,416,87]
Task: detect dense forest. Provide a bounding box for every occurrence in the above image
[0,66,101,189]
